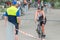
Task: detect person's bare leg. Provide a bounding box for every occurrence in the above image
[42,24,46,36]
[15,35,19,40]
[15,29,19,40]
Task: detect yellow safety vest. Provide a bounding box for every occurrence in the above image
[7,6,18,16]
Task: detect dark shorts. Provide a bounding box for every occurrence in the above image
[40,21,45,26]
[40,21,44,26]
[38,17,47,26]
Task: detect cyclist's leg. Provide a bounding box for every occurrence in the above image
[41,21,46,37]
[42,24,45,34]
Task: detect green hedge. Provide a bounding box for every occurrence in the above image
[54,2,60,9]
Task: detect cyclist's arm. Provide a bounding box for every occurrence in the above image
[34,11,38,22]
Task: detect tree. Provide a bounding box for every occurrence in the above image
[43,0,50,2]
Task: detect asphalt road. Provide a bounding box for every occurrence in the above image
[0,8,60,40]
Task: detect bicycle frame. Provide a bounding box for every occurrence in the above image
[36,21,43,40]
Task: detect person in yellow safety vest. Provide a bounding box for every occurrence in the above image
[4,1,21,40]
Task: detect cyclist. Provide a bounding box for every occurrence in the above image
[34,7,46,38]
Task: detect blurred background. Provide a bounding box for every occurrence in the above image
[0,0,60,12]
[0,0,60,40]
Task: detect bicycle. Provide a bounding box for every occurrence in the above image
[36,19,46,40]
